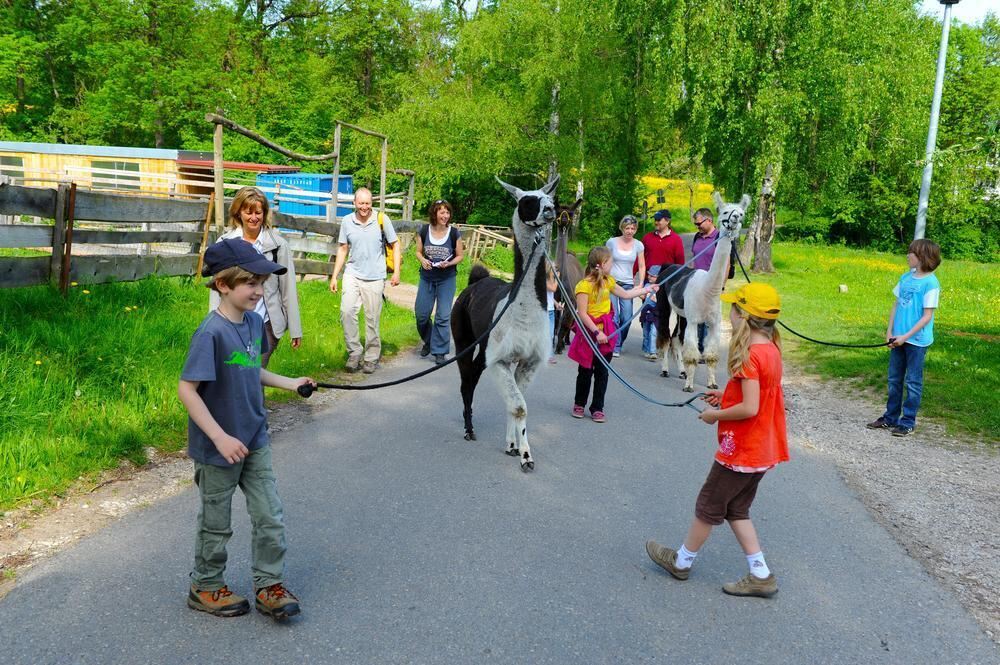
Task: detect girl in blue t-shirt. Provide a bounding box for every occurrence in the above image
[866,239,942,437]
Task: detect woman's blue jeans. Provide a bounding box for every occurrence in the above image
[415,275,457,355]
[881,343,928,429]
[610,281,634,353]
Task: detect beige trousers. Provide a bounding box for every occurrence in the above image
[340,272,384,363]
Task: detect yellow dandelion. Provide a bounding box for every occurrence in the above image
[124,306,131,312]
[35,360,42,365]
[82,290,91,295]
[16,476,24,484]
[70,281,78,287]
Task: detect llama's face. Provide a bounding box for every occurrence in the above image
[713,192,751,239]
[497,175,561,228]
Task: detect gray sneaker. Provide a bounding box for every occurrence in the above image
[345,358,361,373]
[891,426,913,437]
[722,573,778,598]
[362,360,378,374]
[645,540,690,580]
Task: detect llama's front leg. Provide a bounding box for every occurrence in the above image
[681,324,700,392]
[491,361,532,469]
[702,323,721,390]
[510,360,542,471]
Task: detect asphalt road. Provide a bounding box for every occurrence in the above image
[1,324,997,664]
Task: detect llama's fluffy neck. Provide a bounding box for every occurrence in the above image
[703,232,733,298]
[511,220,550,310]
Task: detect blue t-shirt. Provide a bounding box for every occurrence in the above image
[338,212,398,281]
[181,311,271,466]
[892,270,940,347]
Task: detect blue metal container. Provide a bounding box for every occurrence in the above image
[255,172,354,217]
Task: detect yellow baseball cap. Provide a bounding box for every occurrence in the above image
[720,283,781,319]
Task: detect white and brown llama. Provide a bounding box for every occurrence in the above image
[450,176,559,471]
[656,191,749,392]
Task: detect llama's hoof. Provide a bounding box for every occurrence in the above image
[505,446,519,457]
[520,455,534,472]
[679,372,687,380]
[682,386,694,393]
[660,371,669,378]
[707,383,718,389]
[464,431,476,441]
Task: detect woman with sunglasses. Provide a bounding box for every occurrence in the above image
[414,199,464,364]
[604,215,646,357]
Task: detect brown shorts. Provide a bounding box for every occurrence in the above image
[694,461,766,525]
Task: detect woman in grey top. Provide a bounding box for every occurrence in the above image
[604,215,646,357]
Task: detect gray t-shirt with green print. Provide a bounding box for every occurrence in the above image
[181,310,271,467]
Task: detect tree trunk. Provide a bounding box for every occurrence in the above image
[548,82,560,183]
[751,164,776,273]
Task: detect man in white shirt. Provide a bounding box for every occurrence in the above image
[329,188,401,373]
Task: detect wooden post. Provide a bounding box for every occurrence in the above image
[195,193,215,279]
[59,183,77,295]
[379,138,388,216]
[406,173,415,221]
[213,114,225,232]
[50,183,68,288]
[329,122,342,223]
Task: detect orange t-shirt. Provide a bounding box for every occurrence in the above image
[715,342,789,469]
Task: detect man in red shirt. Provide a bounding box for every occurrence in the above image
[638,210,685,359]
[642,209,685,271]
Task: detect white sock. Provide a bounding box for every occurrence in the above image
[746,551,771,579]
[676,544,698,570]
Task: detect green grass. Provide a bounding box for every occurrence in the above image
[735,243,999,445]
[0,276,419,509]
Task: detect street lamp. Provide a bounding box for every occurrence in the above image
[914,0,961,240]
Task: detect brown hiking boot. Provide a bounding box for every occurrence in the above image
[187,585,250,617]
[722,573,779,598]
[645,540,690,580]
[255,583,301,620]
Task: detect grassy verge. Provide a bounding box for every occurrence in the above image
[0,277,419,509]
[733,243,998,445]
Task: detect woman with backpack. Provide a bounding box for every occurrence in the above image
[415,199,464,365]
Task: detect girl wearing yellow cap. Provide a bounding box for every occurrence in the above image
[646,282,789,598]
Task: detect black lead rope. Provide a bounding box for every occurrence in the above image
[298,236,545,397]
[548,258,707,414]
[732,251,891,349]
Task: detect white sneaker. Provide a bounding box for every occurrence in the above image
[612,351,620,358]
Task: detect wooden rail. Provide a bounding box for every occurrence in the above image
[0,183,424,290]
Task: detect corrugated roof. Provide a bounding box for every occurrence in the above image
[0,141,178,160]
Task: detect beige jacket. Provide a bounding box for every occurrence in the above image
[209,227,303,340]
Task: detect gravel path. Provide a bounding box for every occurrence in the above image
[1,282,996,648]
[782,366,999,642]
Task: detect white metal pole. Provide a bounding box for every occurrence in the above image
[914,1,956,240]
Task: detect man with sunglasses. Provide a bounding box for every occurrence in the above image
[690,208,737,356]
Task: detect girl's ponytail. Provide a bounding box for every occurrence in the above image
[584,246,612,302]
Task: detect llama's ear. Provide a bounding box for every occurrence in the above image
[496,177,523,200]
[712,190,724,212]
[571,197,583,213]
[542,174,561,197]
[739,194,751,211]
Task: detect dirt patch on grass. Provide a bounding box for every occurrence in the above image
[949,330,1000,343]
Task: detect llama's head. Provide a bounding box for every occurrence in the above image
[497,175,560,229]
[713,191,750,240]
[555,196,583,232]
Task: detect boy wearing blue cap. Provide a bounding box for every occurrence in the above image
[178,238,316,621]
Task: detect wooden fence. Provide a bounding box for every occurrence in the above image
[0,182,424,290]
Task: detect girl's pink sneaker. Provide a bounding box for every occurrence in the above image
[572,405,585,418]
[591,410,606,423]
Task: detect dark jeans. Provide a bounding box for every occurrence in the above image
[610,281,634,353]
[415,275,457,355]
[881,343,928,429]
[575,351,614,413]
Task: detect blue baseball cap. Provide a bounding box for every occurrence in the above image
[653,209,672,221]
[202,238,287,277]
